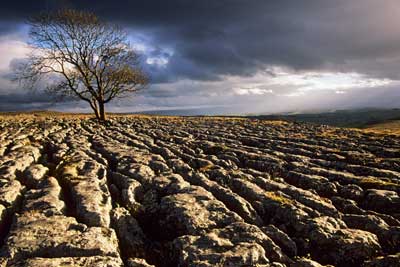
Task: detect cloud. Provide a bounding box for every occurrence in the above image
[2,0,400,80]
[0,1,400,113]
[0,36,29,71]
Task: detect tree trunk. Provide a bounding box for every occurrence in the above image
[90,100,100,120]
[93,108,99,120]
[99,101,106,121]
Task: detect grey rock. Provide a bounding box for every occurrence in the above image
[126,258,155,267]
[23,164,49,188]
[363,189,400,215]
[339,184,364,201]
[307,216,382,265]
[291,258,327,267]
[60,151,112,227]
[149,160,170,173]
[0,180,24,209]
[172,222,290,266]
[363,253,400,267]
[22,176,65,216]
[158,186,243,238]
[262,225,297,257]
[12,256,123,267]
[2,215,120,263]
[111,207,147,259]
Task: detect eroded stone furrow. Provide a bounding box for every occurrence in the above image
[99,125,265,228]
[108,117,399,266]
[106,118,400,266]
[0,135,42,252]
[1,175,122,266]
[89,131,293,266]
[80,123,155,266]
[0,120,125,267]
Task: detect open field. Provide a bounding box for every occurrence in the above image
[0,115,399,266]
[251,108,400,128]
[362,120,400,136]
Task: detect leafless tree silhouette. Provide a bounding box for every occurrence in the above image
[17,9,148,121]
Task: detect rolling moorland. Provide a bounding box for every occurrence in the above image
[0,114,399,267]
[251,108,400,130]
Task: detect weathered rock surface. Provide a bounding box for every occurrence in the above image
[111,207,147,259]
[12,256,124,267]
[172,222,290,266]
[363,253,400,267]
[59,149,112,227]
[305,216,382,265]
[22,164,49,188]
[0,116,399,266]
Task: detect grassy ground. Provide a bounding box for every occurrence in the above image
[361,120,400,135]
[249,108,400,128]
[0,110,248,121]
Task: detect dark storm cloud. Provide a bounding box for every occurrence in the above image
[2,0,400,81]
[0,21,20,35]
[0,92,53,111]
[0,92,51,105]
[1,0,400,113]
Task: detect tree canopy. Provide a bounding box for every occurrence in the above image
[18,9,149,121]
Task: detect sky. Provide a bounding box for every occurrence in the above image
[1,0,400,114]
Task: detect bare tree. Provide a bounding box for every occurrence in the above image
[17,9,148,121]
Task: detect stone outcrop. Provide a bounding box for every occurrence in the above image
[0,115,399,266]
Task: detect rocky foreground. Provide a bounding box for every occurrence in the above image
[0,116,399,267]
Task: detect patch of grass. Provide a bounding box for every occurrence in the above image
[261,120,288,126]
[59,162,81,177]
[265,191,294,205]
[362,120,400,136]
[199,163,214,172]
[358,177,399,188]
[215,144,229,150]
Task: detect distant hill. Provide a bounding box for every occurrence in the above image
[249,108,400,128]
